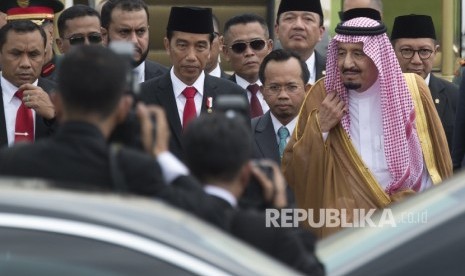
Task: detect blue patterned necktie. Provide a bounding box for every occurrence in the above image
[278,126,290,159]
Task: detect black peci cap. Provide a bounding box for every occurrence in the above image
[391,14,436,40]
[167,6,213,34]
[277,0,323,20]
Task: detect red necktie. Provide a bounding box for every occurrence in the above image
[247,84,263,118]
[14,90,34,143]
[182,87,197,129]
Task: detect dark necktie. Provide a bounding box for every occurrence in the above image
[14,90,34,143]
[278,126,290,159]
[247,84,263,118]
[182,87,197,129]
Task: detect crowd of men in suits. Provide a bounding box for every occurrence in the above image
[0,0,463,273]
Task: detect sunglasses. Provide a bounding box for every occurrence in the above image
[64,33,103,45]
[228,39,267,54]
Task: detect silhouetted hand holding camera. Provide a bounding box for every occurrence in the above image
[135,103,170,157]
[250,159,288,209]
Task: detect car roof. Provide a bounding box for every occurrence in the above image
[0,177,303,276]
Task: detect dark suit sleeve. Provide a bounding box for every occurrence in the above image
[452,77,465,170]
[227,210,325,276]
[157,175,230,227]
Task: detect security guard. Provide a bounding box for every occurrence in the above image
[0,0,64,80]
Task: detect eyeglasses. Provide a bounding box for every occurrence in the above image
[64,33,103,45]
[228,39,266,54]
[399,48,434,60]
[264,84,303,95]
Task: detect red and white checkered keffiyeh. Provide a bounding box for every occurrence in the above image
[324,17,423,195]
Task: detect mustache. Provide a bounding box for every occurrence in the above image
[342,68,361,74]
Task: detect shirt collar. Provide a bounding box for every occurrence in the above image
[207,64,222,78]
[305,52,316,84]
[134,61,145,83]
[424,73,431,85]
[204,185,238,207]
[171,68,205,98]
[1,74,38,102]
[235,74,262,90]
[270,112,297,137]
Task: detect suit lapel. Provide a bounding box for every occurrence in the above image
[155,74,183,146]
[201,75,218,113]
[144,61,156,81]
[254,112,280,164]
[428,75,446,117]
[35,78,52,136]
[229,74,237,83]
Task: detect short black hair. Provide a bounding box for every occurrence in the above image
[259,49,310,84]
[101,0,149,30]
[0,20,47,51]
[183,113,253,183]
[57,45,129,118]
[57,5,101,38]
[223,13,269,41]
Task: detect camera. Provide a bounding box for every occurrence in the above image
[240,160,276,210]
[214,95,275,209]
[108,42,147,150]
[214,94,250,121]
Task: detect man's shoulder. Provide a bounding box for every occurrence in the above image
[38,77,57,92]
[0,141,50,172]
[206,74,246,94]
[144,60,169,80]
[140,71,169,90]
[251,112,271,130]
[145,59,168,71]
[433,74,459,91]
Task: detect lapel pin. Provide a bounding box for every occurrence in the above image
[206,97,213,113]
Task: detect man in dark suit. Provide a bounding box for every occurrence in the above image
[274,0,326,84]
[205,13,230,79]
[391,14,458,152]
[249,49,308,208]
[452,77,465,171]
[183,112,324,276]
[252,49,310,164]
[223,13,273,118]
[0,20,56,147]
[0,0,64,80]
[139,7,247,160]
[0,45,229,227]
[56,5,104,55]
[101,0,167,83]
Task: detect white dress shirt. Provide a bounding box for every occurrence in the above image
[204,185,238,207]
[156,151,189,184]
[234,74,269,114]
[133,61,146,83]
[270,113,297,145]
[207,63,222,78]
[304,52,316,84]
[170,68,205,127]
[1,75,37,146]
